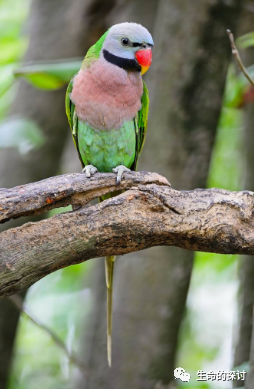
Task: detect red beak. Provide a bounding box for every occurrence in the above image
[135,48,152,75]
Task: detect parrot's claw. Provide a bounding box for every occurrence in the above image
[82,165,98,178]
[112,165,130,185]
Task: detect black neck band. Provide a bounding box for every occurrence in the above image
[103,49,141,72]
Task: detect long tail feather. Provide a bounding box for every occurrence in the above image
[100,195,119,366]
[105,255,116,367]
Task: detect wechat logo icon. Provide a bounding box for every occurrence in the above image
[174,367,191,382]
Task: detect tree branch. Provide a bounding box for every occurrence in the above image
[9,295,86,373]
[0,171,169,223]
[227,29,254,86]
[1,171,254,298]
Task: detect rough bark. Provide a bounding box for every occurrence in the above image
[0,0,118,387]
[1,172,254,298]
[77,1,242,388]
[0,172,168,223]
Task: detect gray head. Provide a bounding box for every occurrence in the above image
[102,22,153,59]
[102,22,153,74]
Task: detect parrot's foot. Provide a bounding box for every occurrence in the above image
[112,165,130,185]
[82,165,98,178]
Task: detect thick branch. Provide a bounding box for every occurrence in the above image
[0,171,168,223]
[0,171,254,297]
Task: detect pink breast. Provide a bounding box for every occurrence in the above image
[70,57,143,130]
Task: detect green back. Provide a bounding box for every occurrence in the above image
[81,30,109,69]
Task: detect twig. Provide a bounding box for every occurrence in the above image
[227,29,254,87]
[9,295,86,374]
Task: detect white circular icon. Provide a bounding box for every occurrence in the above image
[174,367,191,382]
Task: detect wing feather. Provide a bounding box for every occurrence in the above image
[132,80,149,171]
[65,77,84,167]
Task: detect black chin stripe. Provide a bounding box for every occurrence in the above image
[132,42,142,48]
[103,49,141,72]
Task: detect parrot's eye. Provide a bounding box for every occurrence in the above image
[121,38,130,46]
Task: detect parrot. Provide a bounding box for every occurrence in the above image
[65,22,153,366]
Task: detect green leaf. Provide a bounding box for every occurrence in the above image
[0,117,45,154]
[0,84,17,120]
[14,59,82,90]
[0,37,27,64]
[0,20,21,39]
[223,65,245,108]
[0,64,15,97]
[237,31,254,49]
[223,64,254,110]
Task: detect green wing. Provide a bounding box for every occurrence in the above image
[66,31,110,168]
[65,77,84,167]
[132,80,149,171]
[65,77,74,130]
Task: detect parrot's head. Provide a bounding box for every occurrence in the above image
[102,22,153,75]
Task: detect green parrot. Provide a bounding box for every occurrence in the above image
[66,22,153,366]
